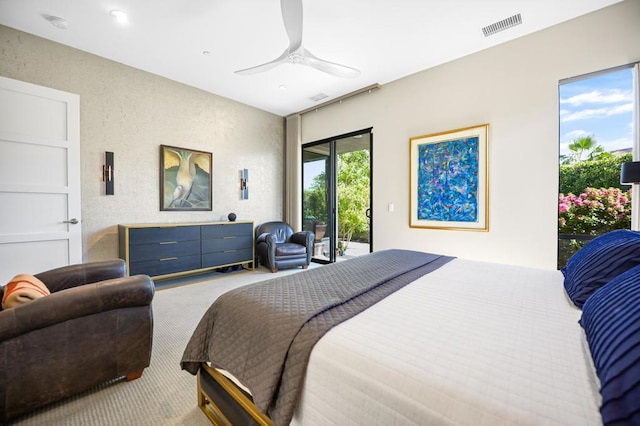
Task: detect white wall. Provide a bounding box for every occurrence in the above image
[301,0,640,270]
[0,25,285,263]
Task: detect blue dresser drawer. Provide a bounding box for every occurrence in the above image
[201,235,253,254]
[202,248,253,269]
[129,226,200,245]
[129,240,200,262]
[119,221,254,278]
[130,255,201,276]
[201,223,253,239]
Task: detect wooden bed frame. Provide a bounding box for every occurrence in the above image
[197,363,273,426]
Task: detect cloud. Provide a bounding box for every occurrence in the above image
[560,89,632,106]
[560,103,633,122]
[564,129,589,140]
[603,136,633,152]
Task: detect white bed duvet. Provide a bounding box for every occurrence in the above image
[290,258,601,425]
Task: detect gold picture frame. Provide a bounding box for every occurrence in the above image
[409,124,489,231]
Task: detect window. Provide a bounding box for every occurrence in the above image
[558,64,639,268]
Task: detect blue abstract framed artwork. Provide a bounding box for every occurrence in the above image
[410,124,488,230]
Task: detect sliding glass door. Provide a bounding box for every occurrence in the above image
[302,129,372,263]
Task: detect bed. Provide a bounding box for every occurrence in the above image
[181,235,640,426]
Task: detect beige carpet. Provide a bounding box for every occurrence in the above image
[10,265,314,426]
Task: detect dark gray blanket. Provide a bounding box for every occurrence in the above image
[181,249,453,425]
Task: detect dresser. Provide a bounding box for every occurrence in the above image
[118,221,254,279]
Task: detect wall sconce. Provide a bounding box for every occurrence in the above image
[620,161,640,184]
[103,151,114,195]
[240,169,248,200]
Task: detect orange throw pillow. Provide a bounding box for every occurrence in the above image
[2,274,50,310]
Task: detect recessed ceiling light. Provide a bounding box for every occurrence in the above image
[202,50,211,55]
[279,85,288,90]
[110,10,128,24]
[43,15,68,29]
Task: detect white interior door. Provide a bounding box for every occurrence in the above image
[0,76,81,284]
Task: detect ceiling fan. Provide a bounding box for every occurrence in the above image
[234,0,360,78]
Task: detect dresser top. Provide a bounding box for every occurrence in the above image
[118,220,253,228]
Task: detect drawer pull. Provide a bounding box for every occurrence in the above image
[223,236,236,239]
[160,257,178,261]
[160,241,178,245]
[223,250,237,253]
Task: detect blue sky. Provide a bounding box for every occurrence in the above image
[559,67,634,157]
[303,159,325,190]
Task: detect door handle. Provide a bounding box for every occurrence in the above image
[63,218,79,224]
[365,208,371,219]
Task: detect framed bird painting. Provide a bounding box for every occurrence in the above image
[160,145,212,211]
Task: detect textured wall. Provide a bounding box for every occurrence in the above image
[301,0,640,270]
[0,26,285,262]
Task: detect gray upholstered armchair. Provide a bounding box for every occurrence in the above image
[0,259,154,421]
[255,221,314,273]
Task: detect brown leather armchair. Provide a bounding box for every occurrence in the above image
[255,221,314,272]
[0,259,154,421]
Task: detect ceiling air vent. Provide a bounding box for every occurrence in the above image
[310,93,328,102]
[482,13,522,37]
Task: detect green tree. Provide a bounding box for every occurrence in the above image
[303,171,328,223]
[302,150,370,249]
[337,150,370,247]
[561,135,604,165]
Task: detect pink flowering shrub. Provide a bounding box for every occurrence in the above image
[558,187,632,235]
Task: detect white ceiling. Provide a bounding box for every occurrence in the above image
[0,0,621,117]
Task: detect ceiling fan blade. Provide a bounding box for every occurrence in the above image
[303,48,360,78]
[235,0,360,79]
[281,0,303,51]
[234,48,289,75]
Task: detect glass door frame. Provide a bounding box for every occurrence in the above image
[302,127,373,264]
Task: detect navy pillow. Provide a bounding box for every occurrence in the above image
[563,230,640,308]
[580,264,640,425]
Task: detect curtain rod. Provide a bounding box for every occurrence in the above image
[293,83,381,116]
